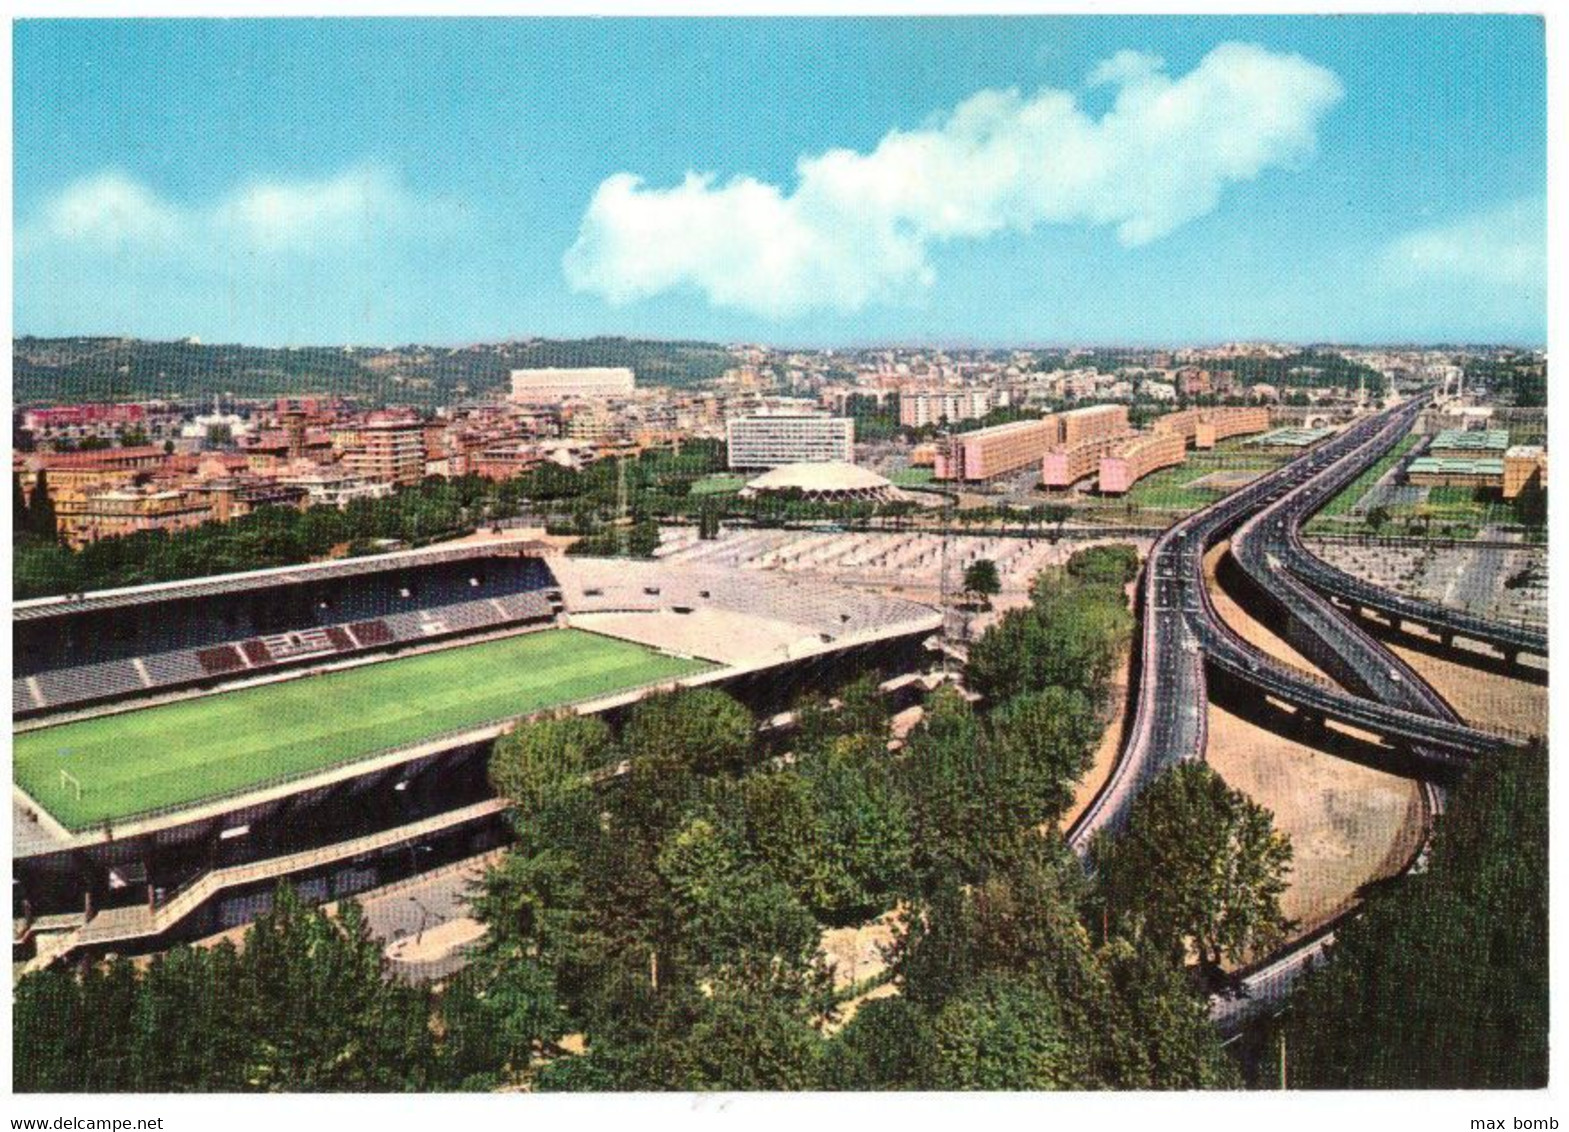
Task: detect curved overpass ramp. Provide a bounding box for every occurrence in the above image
[1065,393,1531,1033]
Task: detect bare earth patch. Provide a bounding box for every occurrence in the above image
[383,916,487,964]
[1063,648,1132,831]
[1386,643,1547,738]
[1204,543,1323,675]
[1202,543,1426,938]
[1206,704,1426,938]
[819,909,903,1032]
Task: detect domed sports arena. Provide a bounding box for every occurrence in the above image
[739,461,916,504]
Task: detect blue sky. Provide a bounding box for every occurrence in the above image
[14,16,1545,347]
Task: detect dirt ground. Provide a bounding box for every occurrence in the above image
[1386,642,1548,738]
[1206,704,1427,939]
[1062,649,1132,831]
[1204,543,1325,676]
[819,909,901,992]
[819,909,903,1032]
[383,916,487,964]
[1202,543,1427,939]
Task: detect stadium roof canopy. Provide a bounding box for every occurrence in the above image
[740,461,904,502]
[13,541,553,623]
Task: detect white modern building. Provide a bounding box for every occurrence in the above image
[725,412,855,470]
[279,465,396,509]
[509,367,636,403]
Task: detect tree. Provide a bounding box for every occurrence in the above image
[822,996,934,1090]
[966,578,1131,707]
[654,815,821,992]
[14,471,30,534]
[1066,543,1140,587]
[1095,762,1293,976]
[926,973,1085,1089]
[985,687,1102,829]
[825,855,1235,1090]
[15,885,439,1093]
[1364,504,1390,533]
[488,711,611,841]
[1097,934,1239,1089]
[1042,503,1073,542]
[621,687,755,777]
[896,688,1025,883]
[438,956,567,1089]
[231,887,438,1090]
[962,558,1001,605]
[28,467,58,541]
[1277,746,1547,1088]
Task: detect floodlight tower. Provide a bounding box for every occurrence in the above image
[616,450,630,558]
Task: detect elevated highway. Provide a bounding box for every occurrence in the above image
[1065,393,1536,1032]
[1068,395,1520,852]
[1262,404,1546,663]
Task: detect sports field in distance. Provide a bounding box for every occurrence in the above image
[14,629,712,831]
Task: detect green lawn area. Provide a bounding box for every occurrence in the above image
[689,473,748,496]
[1099,440,1292,514]
[1307,433,1421,526]
[888,467,935,487]
[15,629,712,831]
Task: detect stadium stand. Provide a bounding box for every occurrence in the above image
[14,545,562,717]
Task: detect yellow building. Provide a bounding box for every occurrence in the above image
[1503,445,1547,500]
[70,486,213,547]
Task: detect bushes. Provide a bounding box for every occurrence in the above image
[1066,543,1141,587]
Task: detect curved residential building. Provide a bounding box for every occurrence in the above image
[1098,431,1187,494]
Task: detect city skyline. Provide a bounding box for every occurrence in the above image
[15,17,1546,348]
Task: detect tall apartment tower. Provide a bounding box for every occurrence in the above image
[345,418,426,486]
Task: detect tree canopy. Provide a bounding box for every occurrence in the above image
[1094,762,1293,975]
[1274,746,1547,1088]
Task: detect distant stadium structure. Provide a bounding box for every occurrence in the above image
[739,461,914,504]
[509,366,635,403]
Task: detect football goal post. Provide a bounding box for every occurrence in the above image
[59,768,83,802]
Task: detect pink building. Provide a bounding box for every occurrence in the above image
[933,416,1061,481]
[1098,432,1187,495]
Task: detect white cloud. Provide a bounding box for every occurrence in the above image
[1380,197,1545,292]
[564,41,1344,317]
[27,165,429,260]
[43,172,182,244]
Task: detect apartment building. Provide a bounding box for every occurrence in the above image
[342,417,427,486]
[1194,406,1271,449]
[1503,446,1547,500]
[1098,432,1188,495]
[898,388,994,429]
[1059,403,1129,446]
[933,416,1062,482]
[69,486,214,546]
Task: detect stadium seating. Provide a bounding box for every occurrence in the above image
[196,646,246,676]
[13,552,563,717]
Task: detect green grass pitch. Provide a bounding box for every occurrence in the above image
[14,629,712,831]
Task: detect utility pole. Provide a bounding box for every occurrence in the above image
[937,426,954,677]
[1278,1031,1288,1090]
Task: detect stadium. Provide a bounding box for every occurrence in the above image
[12,540,941,968]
